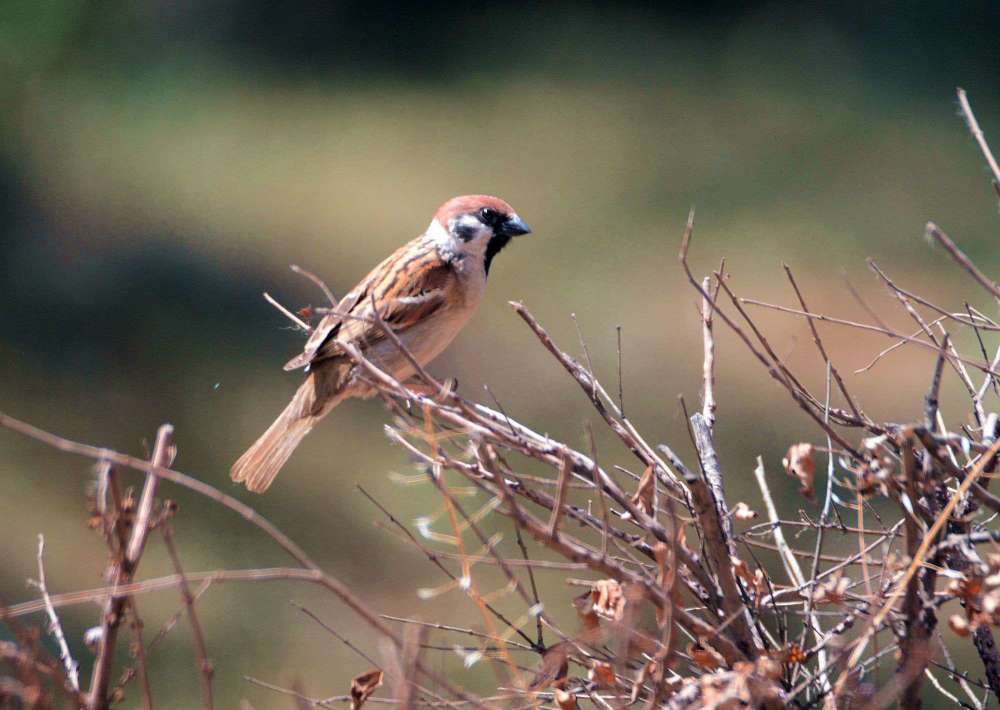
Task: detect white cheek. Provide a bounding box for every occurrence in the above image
[428,216,491,263]
[451,215,492,251]
[426,218,451,246]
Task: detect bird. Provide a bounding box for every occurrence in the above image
[231,194,532,493]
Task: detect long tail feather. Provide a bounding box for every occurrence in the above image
[230,412,315,493]
[231,369,346,493]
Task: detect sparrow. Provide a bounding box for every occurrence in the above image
[231,195,532,492]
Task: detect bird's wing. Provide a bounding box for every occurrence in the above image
[283,239,453,371]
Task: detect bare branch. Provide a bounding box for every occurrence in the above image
[957,87,1000,202]
[32,535,79,692]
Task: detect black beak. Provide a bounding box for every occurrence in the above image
[499,214,531,237]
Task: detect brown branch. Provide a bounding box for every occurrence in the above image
[783,263,865,421]
[685,417,759,657]
[741,297,1000,378]
[509,301,685,491]
[290,263,338,305]
[898,434,933,709]
[263,291,311,331]
[957,87,1000,203]
[833,435,1000,702]
[925,222,1000,304]
[161,525,213,709]
[357,483,540,652]
[678,215,863,456]
[488,473,747,666]
[0,412,485,708]
[88,424,173,710]
[546,455,572,538]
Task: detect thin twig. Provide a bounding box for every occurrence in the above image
[833,436,1000,702]
[33,535,79,692]
[263,291,312,331]
[88,424,174,710]
[925,222,1000,304]
[161,525,214,709]
[957,87,1000,202]
[700,275,717,429]
[290,264,338,305]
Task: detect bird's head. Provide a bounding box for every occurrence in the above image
[429,195,531,275]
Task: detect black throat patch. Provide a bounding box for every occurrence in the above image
[484,234,512,276]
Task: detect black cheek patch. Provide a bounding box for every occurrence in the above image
[454,222,479,242]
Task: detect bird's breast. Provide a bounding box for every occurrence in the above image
[367,297,479,382]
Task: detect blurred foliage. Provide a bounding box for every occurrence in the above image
[2,1,1000,706]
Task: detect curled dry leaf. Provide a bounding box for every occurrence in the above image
[782,442,816,499]
[733,501,757,521]
[687,638,724,671]
[629,465,656,518]
[589,660,616,688]
[771,644,806,665]
[591,579,626,622]
[784,644,806,665]
[553,687,577,710]
[811,575,850,605]
[949,576,983,604]
[572,589,603,645]
[731,556,754,585]
[350,669,383,710]
[853,435,897,497]
[949,614,971,637]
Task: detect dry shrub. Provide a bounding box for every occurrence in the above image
[4,88,1000,709]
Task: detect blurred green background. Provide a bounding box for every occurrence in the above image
[3,1,1000,706]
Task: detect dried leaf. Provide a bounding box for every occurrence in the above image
[589,660,616,688]
[773,644,806,665]
[572,589,600,631]
[630,465,656,517]
[731,556,754,585]
[591,579,626,622]
[733,501,757,521]
[811,575,850,605]
[687,638,724,671]
[553,688,577,709]
[950,576,983,603]
[949,614,971,637]
[350,669,383,710]
[782,443,816,499]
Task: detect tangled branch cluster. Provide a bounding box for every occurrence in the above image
[4,87,1000,709]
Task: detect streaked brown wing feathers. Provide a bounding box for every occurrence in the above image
[284,238,452,370]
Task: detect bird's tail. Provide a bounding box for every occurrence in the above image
[230,370,346,493]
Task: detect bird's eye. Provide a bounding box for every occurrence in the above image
[479,208,498,225]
